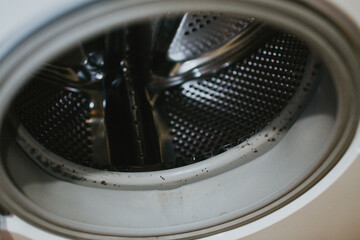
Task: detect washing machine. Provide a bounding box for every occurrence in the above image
[0,0,360,239]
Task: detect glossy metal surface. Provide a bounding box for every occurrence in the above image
[12,14,315,172]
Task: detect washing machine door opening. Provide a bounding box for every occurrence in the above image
[0,1,358,239]
[11,13,320,174]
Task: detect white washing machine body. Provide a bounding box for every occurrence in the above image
[0,1,359,239]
